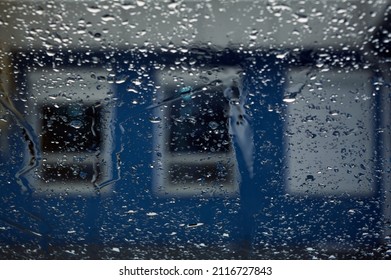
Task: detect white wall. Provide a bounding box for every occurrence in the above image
[0,0,389,51]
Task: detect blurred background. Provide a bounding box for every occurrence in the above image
[0,0,390,259]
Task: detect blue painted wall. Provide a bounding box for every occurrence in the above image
[0,49,385,259]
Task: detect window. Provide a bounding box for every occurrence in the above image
[285,68,376,196]
[153,68,240,196]
[25,68,115,195]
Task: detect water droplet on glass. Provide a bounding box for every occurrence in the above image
[101,14,116,22]
[94,33,102,41]
[295,13,309,23]
[187,223,204,228]
[306,247,316,252]
[120,3,136,10]
[97,75,106,82]
[276,51,289,59]
[208,121,219,130]
[126,86,138,94]
[70,120,83,129]
[168,2,180,10]
[249,29,258,40]
[115,75,128,84]
[283,97,296,103]
[149,116,161,124]
[136,1,145,7]
[86,5,101,14]
[329,110,339,116]
[131,79,142,86]
[46,50,56,57]
[146,212,158,217]
[305,175,315,182]
[36,6,45,15]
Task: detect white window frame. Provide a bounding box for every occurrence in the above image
[25,68,115,196]
[152,67,241,197]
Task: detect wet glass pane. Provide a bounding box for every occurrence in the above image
[0,0,390,260]
[168,86,230,154]
[41,104,102,153]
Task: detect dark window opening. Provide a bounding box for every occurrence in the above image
[41,104,102,153]
[168,85,231,154]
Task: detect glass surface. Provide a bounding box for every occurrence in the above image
[41,104,102,153]
[0,0,390,260]
[168,86,230,154]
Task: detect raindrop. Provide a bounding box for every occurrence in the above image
[329,110,339,116]
[97,76,106,82]
[86,5,101,14]
[46,50,56,57]
[126,86,138,94]
[149,116,161,124]
[187,223,204,228]
[336,8,347,14]
[112,247,120,253]
[94,33,102,41]
[66,77,76,84]
[200,76,210,83]
[131,79,142,86]
[101,14,116,22]
[120,3,136,10]
[115,75,128,84]
[146,212,158,217]
[305,175,315,182]
[208,121,219,130]
[36,6,45,15]
[283,97,296,103]
[168,2,180,10]
[306,247,316,252]
[69,120,83,129]
[249,29,258,40]
[305,130,317,138]
[136,1,145,7]
[276,51,289,59]
[295,13,309,23]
